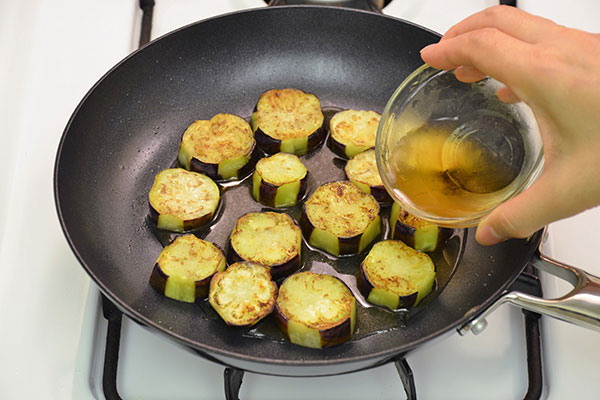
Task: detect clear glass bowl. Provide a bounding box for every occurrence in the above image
[376,64,544,228]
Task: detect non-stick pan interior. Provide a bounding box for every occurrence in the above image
[55,6,541,370]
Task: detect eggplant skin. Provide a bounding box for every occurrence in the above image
[228,212,303,280]
[149,263,216,301]
[189,142,259,182]
[148,203,213,232]
[275,272,356,349]
[252,88,326,156]
[327,134,352,159]
[208,262,278,327]
[148,168,220,233]
[344,149,392,204]
[252,152,309,208]
[301,181,381,257]
[363,184,391,205]
[328,109,381,159]
[358,240,435,310]
[178,113,256,181]
[227,238,301,281]
[390,202,452,252]
[254,122,326,156]
[254,176,279,208]
[149,263,168,296]
[149,235,226,303]
[357,263,418,309]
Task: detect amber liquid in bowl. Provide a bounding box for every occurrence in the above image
[390,118,525,221]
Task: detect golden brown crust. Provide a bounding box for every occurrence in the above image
[230,212,302,267]
[181,113,254,164]
[362,240,434,297]
[148,168,220,221]
[304,181,379,238]
[255,152,307,186]
[255,89,324,140]
[156,235,224,280]
[276,272,354,331]
[344,149,383,187]
[209,262,277,327]
[360,240,436,309]
[330,109,381,147]
[397,207,430,230]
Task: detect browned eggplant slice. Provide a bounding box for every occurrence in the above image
[208,262,278,327]
[252,88,325,156]
[252,152,308,208]
[148,168,220,232]
[357,240,436,310]
[178,113,256,181]
[149,234,226,303]
[275,271,356,349]
[390,202,452,252]
[228,211,302,280]
[328,109,381,159]
[300,181,381,257]
[344,149,392,204]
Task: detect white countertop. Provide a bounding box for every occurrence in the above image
[1,1,599,399]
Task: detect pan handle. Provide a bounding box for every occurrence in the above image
[458,229,600,335]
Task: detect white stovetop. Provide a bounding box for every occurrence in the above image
[1,1,600,399]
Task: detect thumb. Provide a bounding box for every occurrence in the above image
[475,171,560,245]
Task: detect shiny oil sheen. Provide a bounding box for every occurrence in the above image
[151,107,463,343]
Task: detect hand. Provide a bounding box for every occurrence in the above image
[420,5,600,245]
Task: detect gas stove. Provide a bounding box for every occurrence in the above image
[2,1,600,399]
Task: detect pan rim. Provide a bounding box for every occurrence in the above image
[53,5,537,370]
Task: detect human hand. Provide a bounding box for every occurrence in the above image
[420,5,600,245]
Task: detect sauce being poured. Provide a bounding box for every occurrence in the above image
[390,116,525,219]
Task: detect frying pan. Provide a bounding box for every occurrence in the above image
[54,5,600,376]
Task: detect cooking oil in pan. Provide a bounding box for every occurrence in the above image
[148,106,464,344]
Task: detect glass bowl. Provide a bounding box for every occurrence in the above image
[375,64,544,228]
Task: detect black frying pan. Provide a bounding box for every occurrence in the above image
[54,6,545,376]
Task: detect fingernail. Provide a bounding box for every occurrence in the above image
[476,223,506,246]
[420,44,434,54]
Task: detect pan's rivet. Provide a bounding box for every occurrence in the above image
[471,319,488,335]
[458,317,488,336]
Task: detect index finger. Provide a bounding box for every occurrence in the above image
[442,5,559,44]
[420,27,535,91]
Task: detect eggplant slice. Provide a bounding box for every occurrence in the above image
[344,149,391,204]
[228,211,302,280]
[148,168,220,232]
[275,271,356,349]
[390,202,451,252]
[301,181,381,257]
[252,152,309,208]
[149,234,226,303]
[252,88,325,156]
[328,109,381,158]
[208,262,278,327]
[178,113,256,181]
[358,240,436,310]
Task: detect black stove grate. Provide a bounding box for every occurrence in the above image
[98,1,541,399]
[138,0,155,47]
